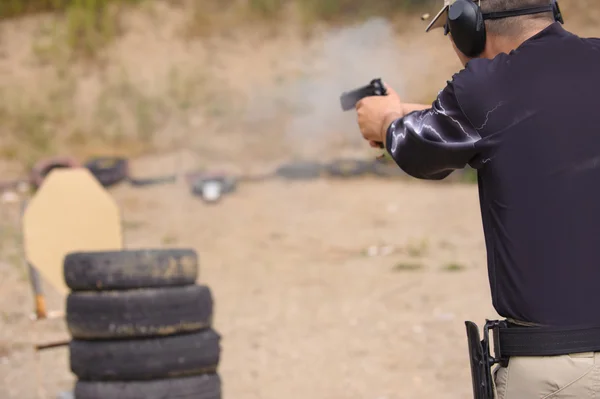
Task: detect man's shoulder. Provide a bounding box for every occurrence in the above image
[451,52,511,88]
[582,36,600,48]
[442,54,512,136]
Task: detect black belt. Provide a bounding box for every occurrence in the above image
[496,322,600,358]
[463,320,600,399]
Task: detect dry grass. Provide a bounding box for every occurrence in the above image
[0,0,597,175]
[2,0,434,47]
[0,71,157,169]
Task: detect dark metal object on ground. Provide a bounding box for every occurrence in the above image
[275,161,323,180]
[190,173,237,203]
[85,157,129,188]
[237,171,276,183]
[325,158,372,178]
[127,175,177,187]
[370,159,407,179]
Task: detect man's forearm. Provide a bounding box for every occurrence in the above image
[380,104,431,147]
[381,111,403,147]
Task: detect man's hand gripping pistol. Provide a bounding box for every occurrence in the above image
[339,78,387,149]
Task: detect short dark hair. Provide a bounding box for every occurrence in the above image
[480,0,555,36]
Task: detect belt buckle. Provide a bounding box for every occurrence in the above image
[484,319,509,368]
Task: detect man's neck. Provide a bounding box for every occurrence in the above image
[481,22,554,59]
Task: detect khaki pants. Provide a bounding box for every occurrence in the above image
[493,352,600,398]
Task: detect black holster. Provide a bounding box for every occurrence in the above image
[465,320,508,399]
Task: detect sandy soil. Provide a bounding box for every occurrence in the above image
[2,2,599,399]
[0,164,498,399]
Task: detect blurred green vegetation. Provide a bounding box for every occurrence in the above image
[0,0,144,58]
[0,0,435,20]
[0,0,142,18]
[245,0,434,21]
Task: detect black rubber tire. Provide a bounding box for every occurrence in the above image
[66,285,213,340]
[74,374,221,399]
[70,329,221,381]
[64,249,198,291]
[324,158,372,178]
[30,156,81,189]
[85,157,129,188]
[275,161,323,180]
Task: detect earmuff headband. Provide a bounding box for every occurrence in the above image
[482,5,554,21]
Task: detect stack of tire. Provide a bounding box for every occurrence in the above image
[63,249,222,399]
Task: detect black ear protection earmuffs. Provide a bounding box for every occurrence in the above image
[445,0,564,58]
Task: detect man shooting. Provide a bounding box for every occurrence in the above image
[354,0,600,397]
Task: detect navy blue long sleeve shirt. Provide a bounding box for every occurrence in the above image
[386,23,600,327]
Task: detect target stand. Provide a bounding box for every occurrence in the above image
[21,167,123,320]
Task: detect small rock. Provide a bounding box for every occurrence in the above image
[436,312,456,321]
[16,181,30,193]
[367,246,379,257]
[1,191,18,204]
[380,245,394,256]
[366,245,395,257]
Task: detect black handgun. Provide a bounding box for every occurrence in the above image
[339,78,387,111]
[340,78,388,149]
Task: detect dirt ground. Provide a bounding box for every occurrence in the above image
[6,3,599,398]
[0,158,498,399]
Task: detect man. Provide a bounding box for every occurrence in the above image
[354,0,600,398]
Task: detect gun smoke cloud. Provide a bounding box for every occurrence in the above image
[243,17,424,159]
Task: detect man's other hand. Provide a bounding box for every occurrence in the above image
[356,83,404,146]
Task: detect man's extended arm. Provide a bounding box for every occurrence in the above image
[383,83,482,180]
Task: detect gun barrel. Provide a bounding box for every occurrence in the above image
[339,78,386,111]
[340,85,375,111]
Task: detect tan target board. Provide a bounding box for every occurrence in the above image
[23,168,123,295]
